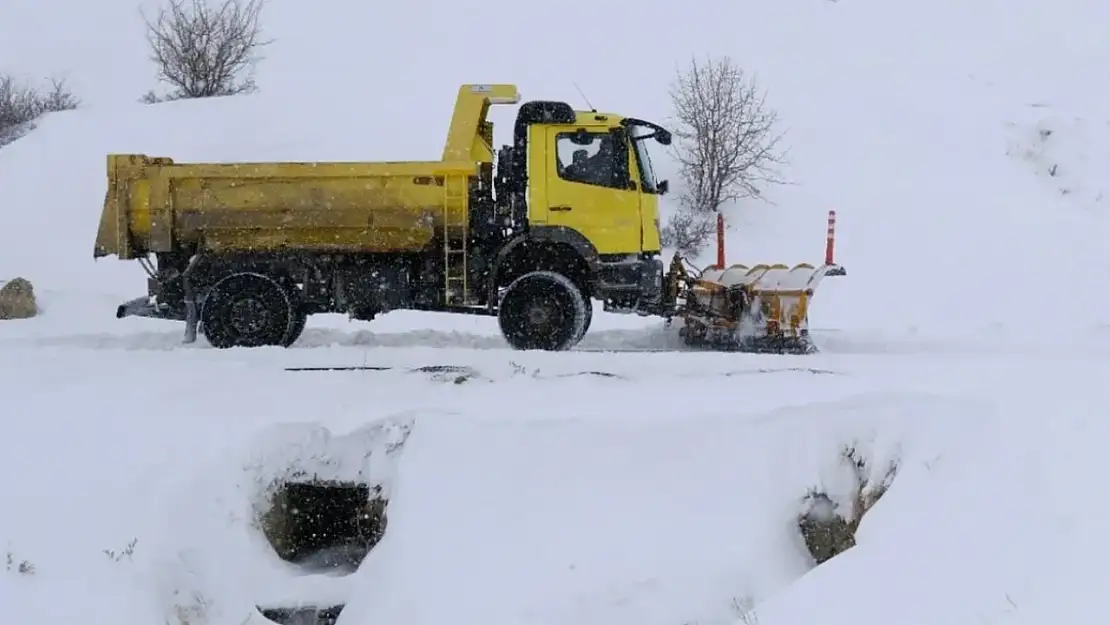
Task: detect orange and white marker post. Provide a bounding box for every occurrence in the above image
[716,211,726,269]
[824,210,837,266]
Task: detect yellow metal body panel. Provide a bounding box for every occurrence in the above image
[538,123,642,254]
[442,84,519,162]
[526,123,548,225]
[532,111,658,255]
[96,154,478,259]
[95,84,520,261]
[640,191,662,252]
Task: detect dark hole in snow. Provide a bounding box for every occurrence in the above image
[258,604,345,625]
[259,481,387,574]
[797,447,898,567]
[797,491,857,565]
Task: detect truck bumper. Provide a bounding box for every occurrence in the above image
[595,254,665,315]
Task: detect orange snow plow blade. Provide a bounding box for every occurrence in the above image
[671,211,846,354]
[678,262,844,353]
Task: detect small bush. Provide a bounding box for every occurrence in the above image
[0,75,80,147]
[660,204,718,258]
[5,549,35,575]
[103,537,138,562]
[142,0,272,102]
[730,595,760,625]
[170,590,209,625]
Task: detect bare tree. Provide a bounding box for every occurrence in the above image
[662,55,788,257]
[660,207,718,257]
[142,0,272,102]
[0,75,80,148]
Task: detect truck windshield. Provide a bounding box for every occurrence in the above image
[629,123,662,194]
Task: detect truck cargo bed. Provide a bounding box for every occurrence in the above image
[94,154,478,260]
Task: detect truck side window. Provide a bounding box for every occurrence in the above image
[555,131,629,190]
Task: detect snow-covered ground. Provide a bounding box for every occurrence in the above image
[4,333,1110,625]
[3,0,1110,624]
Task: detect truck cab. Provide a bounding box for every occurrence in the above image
[534,114,666,255]
[488,100,672,318]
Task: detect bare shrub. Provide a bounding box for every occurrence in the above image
[842,444,898,528]
[0,75,80,147]
[663,55,788,256]
[730,595,760,625]
[170,590,209,625]
[142,0,272,102]
[5,549,35,575]
[660,204,717,257]
[103,537,139,562]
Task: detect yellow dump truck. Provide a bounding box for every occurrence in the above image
[94,83,844,352]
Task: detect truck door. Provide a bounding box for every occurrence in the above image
[537,127,642,255]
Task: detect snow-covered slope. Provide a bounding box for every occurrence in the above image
[2,0,1110,625]
[4,344,1110,625]
[4,0,1110,340]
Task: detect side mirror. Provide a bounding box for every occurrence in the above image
[657,179,669,194]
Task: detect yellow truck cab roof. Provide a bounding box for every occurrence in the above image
[571,111,625,127]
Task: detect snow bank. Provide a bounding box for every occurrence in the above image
[3,333,1110,625]
[338,391,985,625]
[757,357,1110,625]
[139,417,411,625]
[0,341,1001,625]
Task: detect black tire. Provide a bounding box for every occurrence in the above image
[498,270,587,351]
[577,299,593,342]
[284,305,308,346]
[200,272,294,349]
[281,284,308,347]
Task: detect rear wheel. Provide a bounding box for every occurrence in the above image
[201,272,294,349]
[281,284,308,347]
[284,304,308,346]
[498,271,587,351]
[577,299,593,342]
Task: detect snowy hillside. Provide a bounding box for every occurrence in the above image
[4,0,1110,340]
[3,0,1110,625]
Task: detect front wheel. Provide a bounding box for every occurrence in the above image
[498,271,587,351]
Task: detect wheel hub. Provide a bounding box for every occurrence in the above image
[527,303,552,327]
[229,298,269,335]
